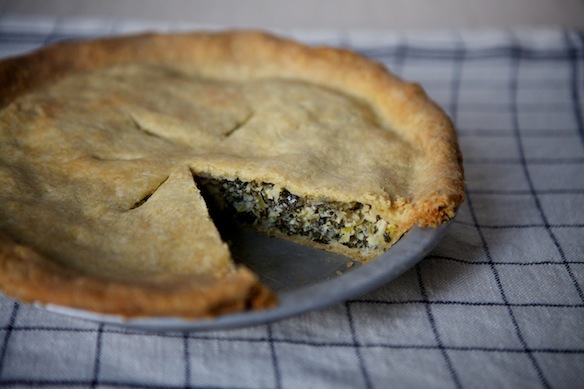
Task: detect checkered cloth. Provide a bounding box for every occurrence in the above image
[0,15,583,389]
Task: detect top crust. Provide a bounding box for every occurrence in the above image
[0,30,463,210]
[0,30,464,318]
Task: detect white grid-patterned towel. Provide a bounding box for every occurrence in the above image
[0,15,583,389]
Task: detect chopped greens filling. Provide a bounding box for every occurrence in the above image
[200,178,395,250]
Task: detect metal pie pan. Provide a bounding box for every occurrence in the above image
[43,223,450,332]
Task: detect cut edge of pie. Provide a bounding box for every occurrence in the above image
[0,30,464,319]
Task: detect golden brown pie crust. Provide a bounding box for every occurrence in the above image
[0,31,464,318]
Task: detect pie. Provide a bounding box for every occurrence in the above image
[0,31,464,318]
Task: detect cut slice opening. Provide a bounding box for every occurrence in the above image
[196,176,399,261]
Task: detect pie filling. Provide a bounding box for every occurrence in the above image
[199,177,397,253]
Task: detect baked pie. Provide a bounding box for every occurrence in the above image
[0,31,464,318]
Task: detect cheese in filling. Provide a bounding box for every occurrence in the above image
[199,177,397,253]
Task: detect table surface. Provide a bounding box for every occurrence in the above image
[1,0,584,30]
[0,9,583,389]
